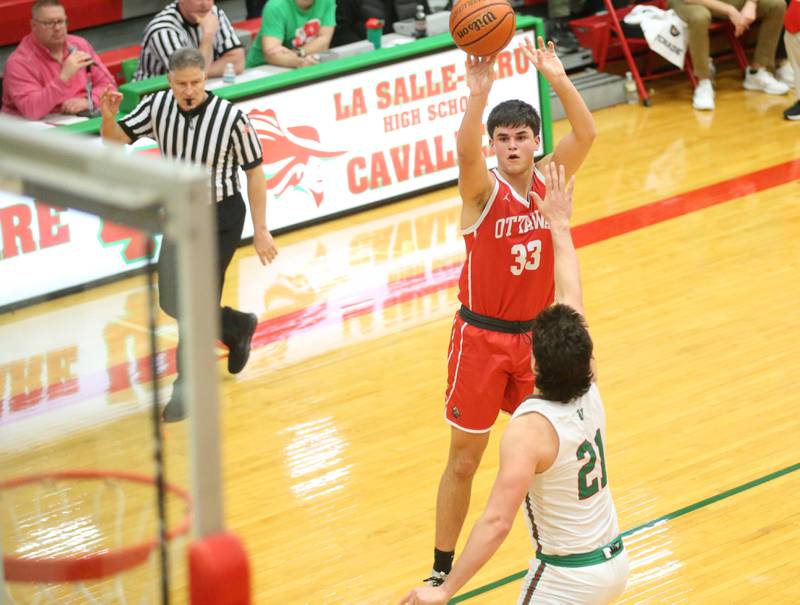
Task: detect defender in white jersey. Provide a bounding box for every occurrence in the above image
[400,163,628,605]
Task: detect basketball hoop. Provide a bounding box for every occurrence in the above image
[1,470,191,604]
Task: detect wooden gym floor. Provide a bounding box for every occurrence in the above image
[1,65,799,603]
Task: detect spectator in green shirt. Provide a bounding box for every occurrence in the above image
[246,0,336,68]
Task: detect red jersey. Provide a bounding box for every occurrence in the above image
[457,168,555,322]
[787,0,800,33]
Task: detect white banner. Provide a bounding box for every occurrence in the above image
[237,33,542,236]
[1,34,543,308]
[0,192,159,307]
[0,194,464,447]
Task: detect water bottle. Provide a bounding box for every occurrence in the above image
[223,62,236,84]
[624,72,638,105]
[414,4,427,39]
[366,17,384,49]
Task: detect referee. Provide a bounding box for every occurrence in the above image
[99,47,278,422]
[133,0,244,81]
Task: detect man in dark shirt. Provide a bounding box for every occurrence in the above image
[331,0,430,47]
[246,0,267,19]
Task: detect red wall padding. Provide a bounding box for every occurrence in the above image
[0,0,123,47]
[189,532,251,605]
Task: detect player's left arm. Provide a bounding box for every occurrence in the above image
[442,420,538,595]
[521,36,595,181]
[534,163,597,380]
[400,419,540,604]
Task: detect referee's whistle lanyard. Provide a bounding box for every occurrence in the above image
[179,92,210,128]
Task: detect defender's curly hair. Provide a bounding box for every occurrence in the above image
[532,304,593,403]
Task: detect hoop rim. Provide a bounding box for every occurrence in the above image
[1,469,192,583]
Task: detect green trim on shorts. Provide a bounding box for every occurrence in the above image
[535,535,624,568]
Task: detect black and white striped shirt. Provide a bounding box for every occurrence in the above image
[134,2,241,81]
[119,90,263,203]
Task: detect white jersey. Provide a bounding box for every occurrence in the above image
[511,383,620,557]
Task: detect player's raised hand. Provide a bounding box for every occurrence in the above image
[520,35,566,82]
[532,162,574,230]
[464,54,496,97]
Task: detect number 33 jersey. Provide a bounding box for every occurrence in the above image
[457,167,555,322]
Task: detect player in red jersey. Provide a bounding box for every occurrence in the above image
[424,36,596,586]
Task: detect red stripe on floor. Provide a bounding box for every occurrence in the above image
[572,159,800,247]
[3,160,799,422]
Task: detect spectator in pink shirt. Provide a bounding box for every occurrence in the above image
[2,0,116,121]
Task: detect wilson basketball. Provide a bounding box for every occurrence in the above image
[449,0,516,58]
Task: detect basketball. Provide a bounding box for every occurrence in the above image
[449,0,516,58]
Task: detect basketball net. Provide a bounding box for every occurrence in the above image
[1,470,190,604]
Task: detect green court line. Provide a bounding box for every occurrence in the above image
[449,461,800,603]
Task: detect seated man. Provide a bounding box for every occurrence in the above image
[331,0,430,47]
[134,0,245,81]
[2,0,116,121]
[669,0,789,110]
[245,0,336,68]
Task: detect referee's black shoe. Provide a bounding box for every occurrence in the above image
[226,310,259,374]
[162,378,186,423]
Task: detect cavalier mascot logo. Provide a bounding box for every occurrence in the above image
[248,109,346,207]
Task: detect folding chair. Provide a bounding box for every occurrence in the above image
[589,0,748,106]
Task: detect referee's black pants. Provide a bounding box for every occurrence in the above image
[156,192,248,375]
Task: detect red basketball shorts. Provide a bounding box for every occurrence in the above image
[444,313,535,432]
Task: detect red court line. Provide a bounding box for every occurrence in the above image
[572,159,800,247]
[255,158,800,348]
[3,160,799,423]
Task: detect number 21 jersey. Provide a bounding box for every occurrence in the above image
[457,167,555,322]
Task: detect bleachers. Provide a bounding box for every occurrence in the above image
[1,0,119,47]
[235,17,262,38]
[97,44,141,85]
[0,0,165,47]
